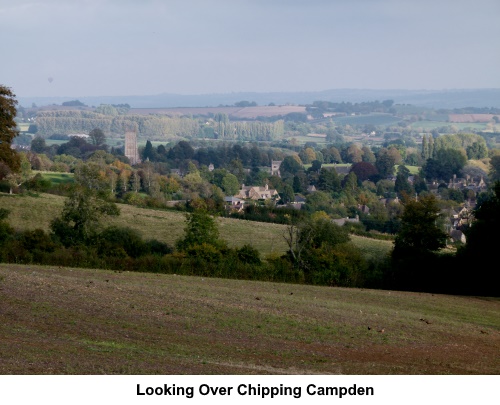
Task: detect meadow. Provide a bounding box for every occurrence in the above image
[333,114,402,126]
[408,120,490,131]
[35,171,74,184]
[0,192,393,258]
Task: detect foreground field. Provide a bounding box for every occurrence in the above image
[0,264,498,374]
[0,192,393,258]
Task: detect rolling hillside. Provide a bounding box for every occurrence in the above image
[0,192,393,259]
[1,263,498,374]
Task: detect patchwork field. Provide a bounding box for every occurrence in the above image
[0,263,498,374]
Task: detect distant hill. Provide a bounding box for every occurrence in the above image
[19,88,500,109]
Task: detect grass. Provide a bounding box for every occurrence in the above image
[396,164,419,175]
[0,192,393,258]
[36,171,74,184]
[0,263,498,374]
[287,135,330,146]
[333,114,401,126]
[409,121,489,131]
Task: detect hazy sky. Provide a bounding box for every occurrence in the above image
[2,0,500,98]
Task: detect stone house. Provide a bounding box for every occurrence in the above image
[236,183,280,201]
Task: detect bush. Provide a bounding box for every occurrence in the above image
[144,239,173,256]
[97,226,145,258]
[26,173,53,192]
[236,244,262,265]
[185,243,222,263]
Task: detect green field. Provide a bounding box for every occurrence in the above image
[37,171,74,184]
[287,135,330,146]
[396,165,419,175]
[333,114,402,126]
[409,121,489,131]
[0,192,393,258]
[1,263,498,374]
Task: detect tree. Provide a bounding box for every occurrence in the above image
[31,136,47,153]
[466,142,488,160]
[350,162,378,182]
[5,152,32,194]
[321,146,342,163]
[489,155,500,182]
[74,162,109,191]
[281,184,295,204]
[221,173,240,196]
[176,208,222,251]
[375,148,396,179]
[0,85,21,175]
[142,140,156,161]
[317,167,341,192]
[342,172,358,194]
[50,187,120,246]
[280,155,303,177]
[421,134,429,160]
[394,165,413,196]
[299,147,316,164]
[62,100,86,107]
[283,216,359,286]
[455,182,500,295]
[422,148,467,181]
[393,194,447,258]
[89,128,106,146]
[308,159,322,173]
[361,146,376,163]
[346,144,363,163]
[95,104,118,116]
[388,194,450,292]
[0,208,14,247]
[292,174,305,193]
[167,140,194,160]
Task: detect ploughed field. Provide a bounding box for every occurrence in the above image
[1,264,498,374]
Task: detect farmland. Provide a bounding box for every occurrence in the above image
[332,113,402,127]
[1,263,498,374]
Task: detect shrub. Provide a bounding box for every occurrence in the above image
[97,226,145,258]
[236,244,262,265]
[185,243,222,263]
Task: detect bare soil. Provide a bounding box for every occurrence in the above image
[1,264,498,375]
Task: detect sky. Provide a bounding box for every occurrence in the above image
[1,0,500,98]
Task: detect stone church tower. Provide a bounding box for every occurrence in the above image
[124,131,140,165]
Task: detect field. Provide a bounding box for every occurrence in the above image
[333,114,401,126]
[287,135,330,146]
[408,120,490,131]
[35,171,74,184]
[0,193,393,258]
[0,263,498,374]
